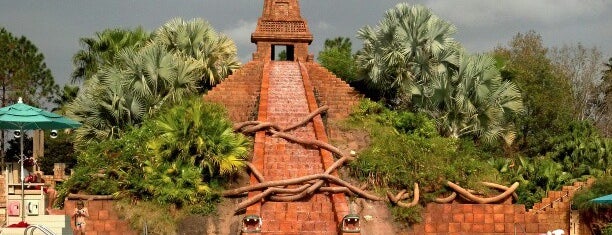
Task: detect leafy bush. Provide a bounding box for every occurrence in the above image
[390,205,422,225]
[498,156,574,207]
[58,97,250,230]
[346,100,499,192]
[572,177,612,235]
[547,121,612,177]
[604,224,612,235]
[57,122,153,204]
[41,133,77,175]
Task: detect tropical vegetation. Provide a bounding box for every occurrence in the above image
[318,37,358,82]
[59,97,250,233]
[355,3,524,145]
[1,2,610,233]
[67,18,240,147]
[0,27,60,167]
[572,177,612,235]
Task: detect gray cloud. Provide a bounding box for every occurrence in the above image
[0,1,610,87]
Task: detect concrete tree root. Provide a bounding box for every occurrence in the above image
[446,181,519,204]
[227,105,518,213]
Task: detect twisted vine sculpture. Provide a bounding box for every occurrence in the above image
[226,105,518,212]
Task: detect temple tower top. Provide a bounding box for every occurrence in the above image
[251,0,313,61]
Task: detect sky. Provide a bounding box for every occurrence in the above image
[0,0,610,86]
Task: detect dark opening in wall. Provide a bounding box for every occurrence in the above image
[271,45,294,61]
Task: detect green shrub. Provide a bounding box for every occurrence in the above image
[58,97,250,217]
[346,99,499,192]
[390,205,422,225]
[603,224,612,235]
[572,177,612,235]
[547,121,612,177]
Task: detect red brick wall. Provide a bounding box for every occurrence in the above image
[304,62,362,121]
[62,200,137,235]
[203,61,264,123]
[400,180,594,235]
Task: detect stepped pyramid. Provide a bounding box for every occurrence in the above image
[204,0,362,234]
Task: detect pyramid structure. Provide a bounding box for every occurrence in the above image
[204,0,362,234]
[205,0,360,124]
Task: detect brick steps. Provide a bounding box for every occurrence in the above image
[400,179,595,234]
[204,61,264,122]
[304,63,362,121]
[529,179,593,213]
[243,61,348,234]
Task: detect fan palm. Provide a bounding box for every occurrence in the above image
[68,44,200,145]
[324,37,352,53]
[147,98,249,177]
[153,18,240,89]
[142,159,211,206]
[72,27,150,83]
[356,3,460,99]
[414,53,524,144]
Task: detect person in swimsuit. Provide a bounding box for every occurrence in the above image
[72,200,89,234]
[34,171,57,213]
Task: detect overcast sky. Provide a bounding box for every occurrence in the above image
[1,0,610,86]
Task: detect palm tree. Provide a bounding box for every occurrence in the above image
[147,98,249,177]
[52,85,80,114]
[356,3,460,100]
[153,18,240,89]
[68,44,201,145]
[414,53,524,144]
[324,37,352,53]
[67,18,241,145]
[71,27,150,83]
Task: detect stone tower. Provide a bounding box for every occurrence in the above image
[251,0,313,61]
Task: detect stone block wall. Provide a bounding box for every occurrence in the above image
[399,180,594,235]
[61,200,137,235]
[203,61,264,123]
[304,62,362,121]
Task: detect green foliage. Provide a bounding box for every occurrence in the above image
[604,224,612,235]
[347,100,498,191]
[140,160,211,206]
[277,50,287,61]
[490,121,612,207]
[0,27,59,106]
[114,200,179,235]
[153,18,240,89]
[356,4,523,145]
[40,132,77,175]
[318,37,358,82]
[59,98,249,221]
[5,134,33,162]
[547,121,612,177]
[68,18,241,146]
[573,177,612,212]
[495,31,575,155]
[413,53,524,144]
[356,3,460,101]
[572,177,612,235]
[52,85,80,115]
[72,27,150,82]
[58,123,152,196]
[147,98,249,178]
[390,205,422,225]
[501,156,573,207]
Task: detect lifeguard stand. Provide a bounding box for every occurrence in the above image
[2,162,73,234]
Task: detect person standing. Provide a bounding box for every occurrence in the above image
[72,200,89,235]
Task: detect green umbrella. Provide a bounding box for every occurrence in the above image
[0,97,81,222]
[591,194,612,204]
